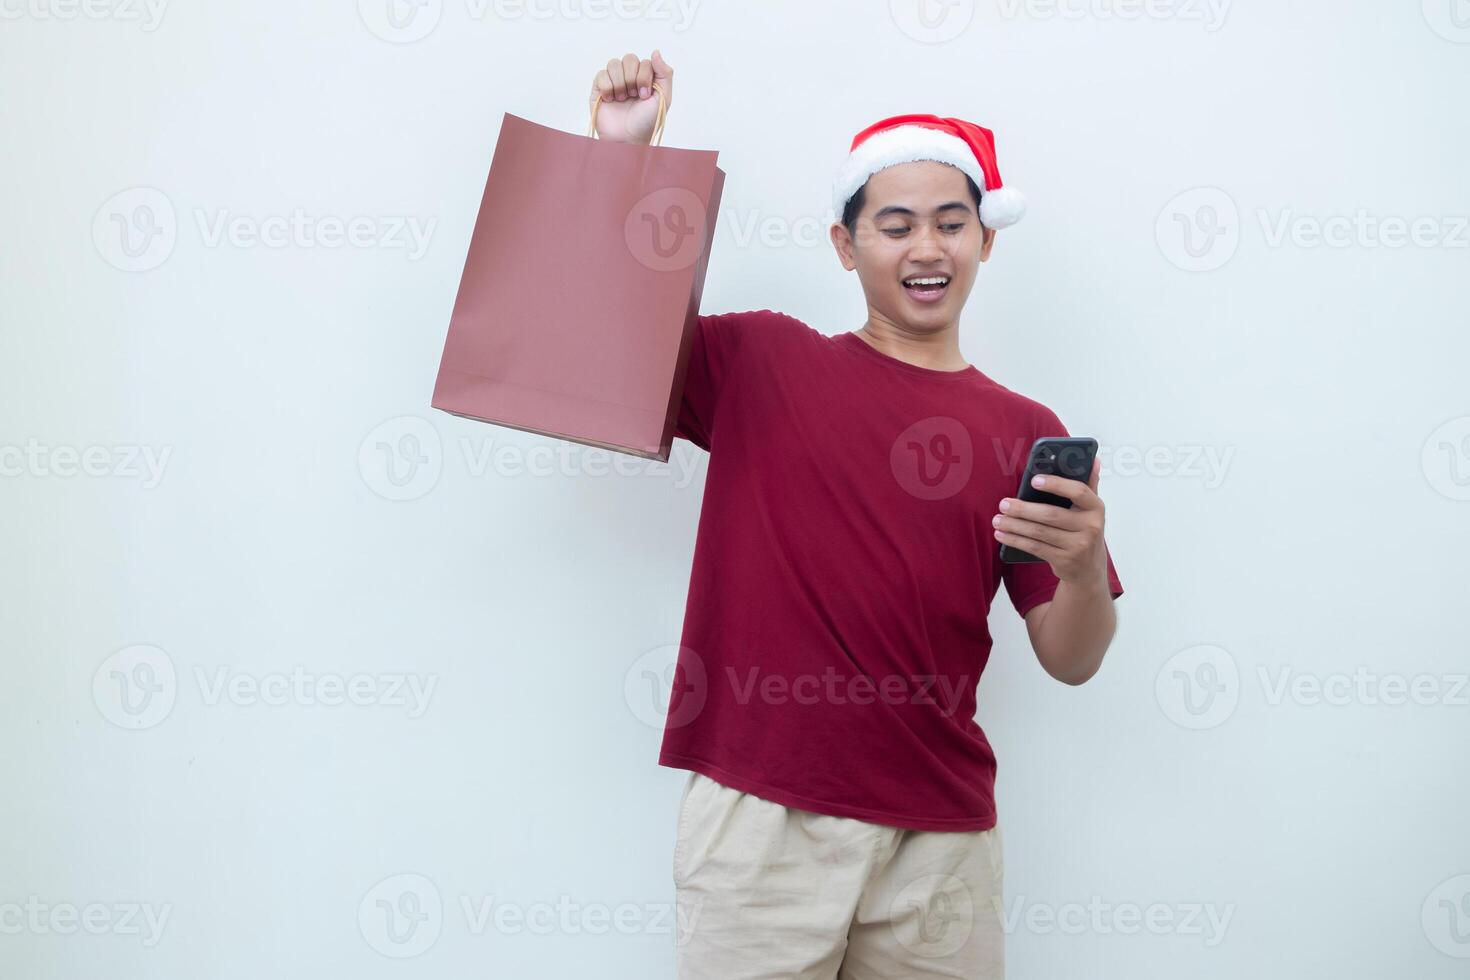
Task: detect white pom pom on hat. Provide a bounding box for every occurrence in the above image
[832,114,1026,230]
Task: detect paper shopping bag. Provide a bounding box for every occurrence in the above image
[431,84,725,462]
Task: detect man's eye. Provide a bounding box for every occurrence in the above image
[881,227,908,237]
[941,223,965,233]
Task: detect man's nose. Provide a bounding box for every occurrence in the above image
[908,227,944,260]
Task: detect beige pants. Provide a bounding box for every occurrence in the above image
[673,771,1005,979]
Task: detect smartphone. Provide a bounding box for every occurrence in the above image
[998,436,1098,564]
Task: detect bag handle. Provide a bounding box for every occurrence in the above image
[587,80,669,146]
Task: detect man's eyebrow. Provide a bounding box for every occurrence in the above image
[871,202,973,221]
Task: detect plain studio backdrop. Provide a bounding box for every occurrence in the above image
[1,2,1467,978]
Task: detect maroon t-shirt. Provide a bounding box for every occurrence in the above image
[658,310,1124,832]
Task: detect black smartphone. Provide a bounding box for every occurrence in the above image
[998,436,1098,564]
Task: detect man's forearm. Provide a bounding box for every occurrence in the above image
[1032,572,1117,686]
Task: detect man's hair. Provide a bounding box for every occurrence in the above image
[840,172,985,236]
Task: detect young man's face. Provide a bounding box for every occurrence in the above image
[830,161,998,334]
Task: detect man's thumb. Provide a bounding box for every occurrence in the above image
[651,49,674,92]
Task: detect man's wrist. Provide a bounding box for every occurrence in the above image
[1057,564,1112,599]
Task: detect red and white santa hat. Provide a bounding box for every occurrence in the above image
[832,113,1026,230]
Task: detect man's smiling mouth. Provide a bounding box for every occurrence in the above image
[902,275,950,300]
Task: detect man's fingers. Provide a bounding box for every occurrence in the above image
[996,498,1086,529]
[607,57,626,99]
[1029,473,1099,508]
[620,53,640,98]
[635,58,653,99]
[995,528,1059,561]
[994,515,1069,548]
[591,69,613,104]
[596,52,668,103]
[1086,457,1101,493]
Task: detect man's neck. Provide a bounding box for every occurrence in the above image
[856,318,971,372]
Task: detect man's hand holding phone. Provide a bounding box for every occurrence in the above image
[993,454,1111,588]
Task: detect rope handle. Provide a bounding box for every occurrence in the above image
[587,80,669,146]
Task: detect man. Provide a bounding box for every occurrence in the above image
[592,51,1125,980]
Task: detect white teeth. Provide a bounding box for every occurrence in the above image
[904,276,949,286]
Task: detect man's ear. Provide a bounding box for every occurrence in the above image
[979,226,997,263]
[830,222,857,271]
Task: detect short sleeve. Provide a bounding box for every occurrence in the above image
[674,310,768,451]
[999,405,1125,617]
[1003,543,1124,618]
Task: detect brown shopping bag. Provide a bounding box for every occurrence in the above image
[431,84,725,462]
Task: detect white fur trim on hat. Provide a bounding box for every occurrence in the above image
[831,125,1025,229]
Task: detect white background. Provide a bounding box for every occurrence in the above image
[2,1,1468,977]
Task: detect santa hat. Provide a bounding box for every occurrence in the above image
[832,113,1026,230]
